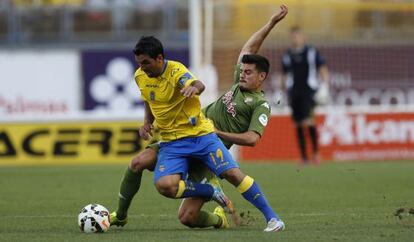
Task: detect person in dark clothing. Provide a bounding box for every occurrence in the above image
[281,26,330,165]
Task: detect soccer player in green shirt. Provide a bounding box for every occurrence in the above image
[111,5,288,232]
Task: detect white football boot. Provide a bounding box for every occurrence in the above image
[264,218,285,232]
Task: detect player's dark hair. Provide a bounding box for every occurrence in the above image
[241,54,270,76]
[133,36,165,59]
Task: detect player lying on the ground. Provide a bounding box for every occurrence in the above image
[111,5,288,232]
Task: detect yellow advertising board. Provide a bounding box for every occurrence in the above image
[0,121,148,165]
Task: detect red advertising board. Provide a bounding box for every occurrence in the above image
[240,111,414,162]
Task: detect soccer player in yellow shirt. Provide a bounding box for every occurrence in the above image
[130,33,284,231]
[111,5,289,232]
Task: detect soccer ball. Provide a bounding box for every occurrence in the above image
[78,204,110,233]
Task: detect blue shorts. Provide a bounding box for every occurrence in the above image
[154,133,239,183]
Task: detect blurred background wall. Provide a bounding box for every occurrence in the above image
[1,0,414,163]
[1,0,414,115]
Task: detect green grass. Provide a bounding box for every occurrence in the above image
[0,162,413,242]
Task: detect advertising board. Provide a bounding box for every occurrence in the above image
[240,110,414,162]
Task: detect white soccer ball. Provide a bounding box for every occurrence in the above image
[78,204,110,233]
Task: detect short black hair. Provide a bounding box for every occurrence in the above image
[241,54,270,76]
[133,36,164,59]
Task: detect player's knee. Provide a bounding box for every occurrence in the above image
[221,168,245,186]
[155,179,179,198]
[178,209,197,228]
[129,156,145,172]
[129,149,156,172]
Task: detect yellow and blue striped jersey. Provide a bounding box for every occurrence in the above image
[135,60,214,141]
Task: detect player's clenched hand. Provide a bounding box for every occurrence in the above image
[270,4,288,24]
[139,123,153,140]
[181,86,199,98]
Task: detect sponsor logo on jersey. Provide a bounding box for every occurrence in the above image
[222,90,236,117]
[259,114,268,126]
[261,102,270,109]
[171,67,179,77]
[146,84,159,88]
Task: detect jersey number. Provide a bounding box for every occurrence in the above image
[209,148,224,166]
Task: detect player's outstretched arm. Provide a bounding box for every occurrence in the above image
[238,4,288,62]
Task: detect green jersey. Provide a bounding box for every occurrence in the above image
[202,64,271,148]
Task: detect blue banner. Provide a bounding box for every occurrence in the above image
[81,49,188,111]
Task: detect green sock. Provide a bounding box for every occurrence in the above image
[192,210,221,228]
[116,167,142,220]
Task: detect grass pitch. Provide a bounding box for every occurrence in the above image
[0,162,413,242]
